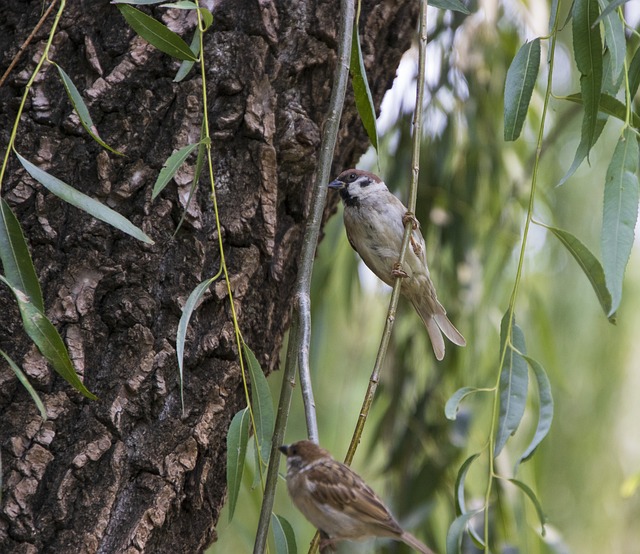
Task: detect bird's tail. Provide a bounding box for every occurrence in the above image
[411,296,466,361]
[400,530,437,554]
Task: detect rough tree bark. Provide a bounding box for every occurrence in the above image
[0,0,417,552]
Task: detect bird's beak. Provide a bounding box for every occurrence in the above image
[328,179,344,190]
[278,444,289,455]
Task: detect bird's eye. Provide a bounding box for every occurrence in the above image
[348,173,357,181]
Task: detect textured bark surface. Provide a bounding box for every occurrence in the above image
[0,0,417,552]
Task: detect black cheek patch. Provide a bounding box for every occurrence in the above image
[359,178,371,187]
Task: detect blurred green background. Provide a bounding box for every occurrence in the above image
[213,3,640,553]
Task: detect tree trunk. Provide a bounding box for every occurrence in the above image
[0,0,417,551]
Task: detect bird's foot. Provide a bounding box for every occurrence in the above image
[402,211,419,230]
[391,262,409,279]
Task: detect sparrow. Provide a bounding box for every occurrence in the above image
[328,169,465,360]
[279,440,435,554]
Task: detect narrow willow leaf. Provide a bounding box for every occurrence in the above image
[198,8,213,30]
[350,26,378,154]
[243,344,275,463]
[494,313,528,458]
[596,0,624,86]
[504,39,541,141]
[629,47,640,101]
[602,128,639,315]
[445,386,480,420]
[430,0,471,14]
[160,0,197,8]
[563,92,640,131]
[174,29,200,82]
[0,199,44,312]
[0,349,47,420]
[593,0,629,24]
[152,142,199,199]
[518,356,554,467]
[16,152,154,245]
[446,510,481,554]
[549,0,559,34]
[117,4,198,61]
[176,277,215,409]
[508,478,547,534]
[272,513,297,554]
[557,113,607,185]
[112,0,167,4]
[227,407,250,522]
[572,0,603,156]
[455,453,480,514]
[53,64,123,156]
[0,276,97,400]
[539,222,613,320]
[173,128,207,235]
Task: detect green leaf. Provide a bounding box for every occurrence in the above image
[0,349,47,420]
[504,39,541,141]
[272,513,297,554]
[563,92,640,130]
[226,407,250,522]
[446,510,482,554]
[430,0,471,14]
[0,276,97,400]
[176,277,215,410]
[596,0,624,86]
[15,152,154,245]
[549,0,559,34]
[152,142,200,200]
[538,222,613,321]
[112,0,167,4]
[445,386,481,420]
[117,4,198,61]
[53,63,123,156]
[508,478,547,534]
[517,356,554,467]
[494,312,528,458]
[628,47,640,101]
[455,453,480,515]
[198,8,213,30]
[601,128,639,315]
[173,29,200,83]
[0,199,44,312]
[160,0,197,8]
[173,126,207,235]
[593,0,629,25]
[243,344,275,464]
[572,0,603,155]
[350,26,378,154]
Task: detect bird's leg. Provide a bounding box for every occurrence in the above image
[391,262,409,279]
[402,211,419,230]
[319,532,337,553]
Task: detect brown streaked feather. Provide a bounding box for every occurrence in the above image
[304,460,403,536]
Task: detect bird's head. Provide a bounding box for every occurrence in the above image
[328,169,388,207]
[279,440,330,470]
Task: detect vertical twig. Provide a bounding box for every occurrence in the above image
[343,0,429,465]
[307,2,430,553]
[252,0,355,551]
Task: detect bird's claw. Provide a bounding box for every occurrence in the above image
[402,211,419,230]
[391,262,409,279]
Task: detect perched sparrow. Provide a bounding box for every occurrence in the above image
[328,169,465,360]
[279,440,435,554]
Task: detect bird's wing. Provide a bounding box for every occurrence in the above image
[306,460,403,535]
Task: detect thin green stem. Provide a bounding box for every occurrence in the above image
[0,0,65,192]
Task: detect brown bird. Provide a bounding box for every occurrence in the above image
[328,168,465,360]
[279,440,436,553]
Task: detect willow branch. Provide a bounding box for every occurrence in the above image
[252,0,355,550]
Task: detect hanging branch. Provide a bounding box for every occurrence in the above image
[252,0,355,551]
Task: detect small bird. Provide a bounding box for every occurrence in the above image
[328,169,465,360]
[279,440,435,554]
